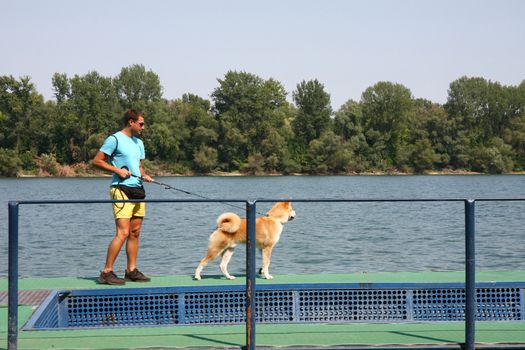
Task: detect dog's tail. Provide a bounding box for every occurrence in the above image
[217,212,242,233]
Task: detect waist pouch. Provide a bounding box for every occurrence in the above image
[115,185,146,199]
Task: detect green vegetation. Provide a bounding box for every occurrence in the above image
[1,65,524,176]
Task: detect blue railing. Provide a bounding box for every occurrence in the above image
[7,197,525,350]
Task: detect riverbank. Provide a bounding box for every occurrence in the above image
[15,168,488,177]
[15,160,523,178]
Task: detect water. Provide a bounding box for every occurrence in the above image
[1,175,524,278]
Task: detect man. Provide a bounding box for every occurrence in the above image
[92,109,153,285]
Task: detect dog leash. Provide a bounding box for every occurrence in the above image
[130,173,268,216]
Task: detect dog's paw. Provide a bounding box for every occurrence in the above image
[265,274,274,280]
[194,275,201,281]
[227,275,236,280]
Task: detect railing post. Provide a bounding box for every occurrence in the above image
[8,202,19,350]
[245,200,257,350]
[464,199,476,350]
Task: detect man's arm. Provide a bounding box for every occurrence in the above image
[139,161,153,182]
[92,151,130,179]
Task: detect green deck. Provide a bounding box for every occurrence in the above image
[1,271,524,349]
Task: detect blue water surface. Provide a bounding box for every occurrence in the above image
[1,175,524,278]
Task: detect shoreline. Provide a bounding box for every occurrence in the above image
[13,169,525,178]
[9,160,525,178]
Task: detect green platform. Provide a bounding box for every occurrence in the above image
[1,271,524,350]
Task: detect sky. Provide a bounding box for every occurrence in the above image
[2,0,524,110]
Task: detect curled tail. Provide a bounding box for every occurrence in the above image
[217,212,241,233]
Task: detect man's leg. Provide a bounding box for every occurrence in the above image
[126,216,143,272]
[103,218,131,273]
[124,214,150,282]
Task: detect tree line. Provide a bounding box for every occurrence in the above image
[1,64,524,176]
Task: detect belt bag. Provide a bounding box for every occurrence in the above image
[117,185,146,199]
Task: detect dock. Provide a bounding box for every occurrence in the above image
[1,271,524,349]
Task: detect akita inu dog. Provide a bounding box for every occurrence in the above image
[194,202,296,280]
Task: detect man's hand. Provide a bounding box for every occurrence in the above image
[116,167,131,179]
[142,174,153,182]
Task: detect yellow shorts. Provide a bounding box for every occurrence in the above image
[110,187,146,219]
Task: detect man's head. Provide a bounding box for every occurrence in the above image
[123,109,145,136]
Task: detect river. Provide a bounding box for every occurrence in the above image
[1,175,524,278]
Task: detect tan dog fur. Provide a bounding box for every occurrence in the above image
[194,202,296,280]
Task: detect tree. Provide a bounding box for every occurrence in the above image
[0,75,47,153]
[307,131,354,173]
[503,81,525,169]
[51,71,121,163]
[50,73,80,163]
[193,145,218,173]
[175,94,218,165]
[3,67,525,176]
[292,79,332,147]
[407,139,440,173]
[360,81,414,168]
[333,100,363,141]
[217,120,249,170]
[145,119,189,162]
[408,100,454,170]
[445,77,524,141]
[52,73,71,103]
[113,64,163,109]
[445,77,510,142]
[211,71,289,170]
[0,148,21,176]
[445,77,488,141]
[445,76,524,170]
[507,113,525,170]
[469,138,514,173]
[0,111,8,148]
[260,128,288,172]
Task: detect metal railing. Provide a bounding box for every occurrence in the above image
[7,197,525,350]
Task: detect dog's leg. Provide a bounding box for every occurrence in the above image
[261,246,274,279]
[219,248,236,280]
[258,249,263,275]
[195,247,223,280]
[194,255,211,281]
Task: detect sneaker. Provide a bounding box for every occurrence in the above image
[98,271,125,285]
[125,268,151,282]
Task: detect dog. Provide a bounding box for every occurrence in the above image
[194,201,296,280]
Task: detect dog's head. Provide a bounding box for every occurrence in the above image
[267,201,296,223]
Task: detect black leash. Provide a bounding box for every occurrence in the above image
[130,174,267,216]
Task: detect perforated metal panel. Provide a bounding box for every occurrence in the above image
[64,293,179,327]
[256,290,295,323]
[183,291,244,324]
[298,289,408,322]
[24,282,524,330]
[413,287,522,321]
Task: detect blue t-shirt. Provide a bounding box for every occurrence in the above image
[100,131,145,187]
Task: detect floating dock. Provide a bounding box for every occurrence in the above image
[1,271,524,349]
